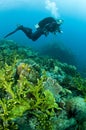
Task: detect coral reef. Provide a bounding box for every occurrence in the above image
[0,40,86,130]
[38,42,76,65]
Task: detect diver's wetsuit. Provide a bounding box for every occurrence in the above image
[18,26,44,41]
[4,17,62,41]
[4,26,43,41]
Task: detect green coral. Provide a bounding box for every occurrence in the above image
[72,74,86,96]
[0,62,59,130]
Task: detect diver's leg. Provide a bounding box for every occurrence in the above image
[30,29,44,41]
[4,25,32,39]
[19,26,32,39]
[4,25,44,41]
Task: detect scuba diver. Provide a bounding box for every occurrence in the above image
[4,17,63,41]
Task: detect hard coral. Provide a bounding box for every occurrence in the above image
[16,62,40,83]
[0,62,59,130]
[17,63,31,78]
[66,97,86,122]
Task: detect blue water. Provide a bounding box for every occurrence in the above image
[0,0,86,76]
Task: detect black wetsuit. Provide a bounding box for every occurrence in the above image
[4,17,62,41]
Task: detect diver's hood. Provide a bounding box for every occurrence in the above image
[57,19,63,25]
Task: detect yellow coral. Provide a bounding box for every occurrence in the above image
[0,62,59,130]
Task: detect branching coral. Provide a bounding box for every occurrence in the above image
[0,62,59,130]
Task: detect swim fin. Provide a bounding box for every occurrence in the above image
[4,25,23,38]
[4,29,18,38]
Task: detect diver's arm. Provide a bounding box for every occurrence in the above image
[4,29,18,38]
